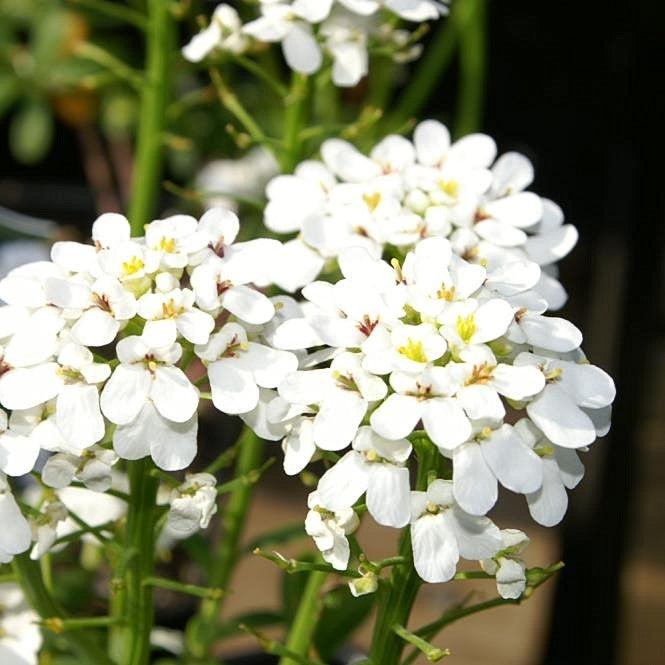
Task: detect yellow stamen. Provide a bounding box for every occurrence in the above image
[437,285,456,301]
[456,314,477,344]
[397,338,427,363]
[438,179,459,198]
[363,191,382,212]
[158,236,176,253]
[121,256,144,277]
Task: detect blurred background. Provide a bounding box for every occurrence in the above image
[0,1,661,664]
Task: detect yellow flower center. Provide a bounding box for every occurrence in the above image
[544,367,563,383]
[158,236,176,253]
[438,179,459,198]
[464,362,495,386]
[437,285,456,301]
[161,299,185,319]
[397,338,427,363]
[456,314,477,343]
[363,191,382,212]
[122,256,144,277]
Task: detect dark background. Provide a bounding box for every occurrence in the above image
[1,2,661,664]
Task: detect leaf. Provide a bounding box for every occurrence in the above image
[9,98,53,164]
[314,585,375,661]
[245,521,308,553]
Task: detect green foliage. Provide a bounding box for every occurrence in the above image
[9,97,53,163]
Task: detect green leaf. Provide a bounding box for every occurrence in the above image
[314,585,374,661]
[9,98,53,164]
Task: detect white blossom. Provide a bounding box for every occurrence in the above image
[0,583,43,664]
[480,528,530,599]
[166,473,218,539]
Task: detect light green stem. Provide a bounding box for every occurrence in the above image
[12,555,114,665]
[127,0,174,234]
[367,437,440,665]
[278,568,328,665]
[454,0,488,137]
[114,458,160,665]
[281,73,309,172]
[187,427,265,659]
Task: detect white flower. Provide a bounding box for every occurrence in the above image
[144,215,205,270]
[0,583,43,664]
[137,288,215,347]
[91,213,131,249]
[515,351,615,448]
[515,418,585,527]
[410,479,501,583]
[451,422,542,516]
[166,473,218,539]
[182,4,248,62]
[321,13,369,87]
[243,2,324,75]
[45,275,137,347]
[480,528,530,599]
[53,343,111,452]
[316,426,412,527]
[42,446,118,493]
[305,490,359,570]
[0,475,31,563]
[101,336,198,426]
[279,351,387,451]
[195,322,298,416]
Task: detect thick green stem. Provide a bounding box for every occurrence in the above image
[281,73,309,172]
[12,555,114,665]
[115,458,160,665]
[383,18,458,132]
[454,0,488,137]
[368,437,440,665]
[278,568,328,665]
[187,427,265,659]
[127,0,174,234]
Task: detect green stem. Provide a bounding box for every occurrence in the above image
[187,427,265,659]
[278,568,328,665]
[383,18,458,132]
[115,458,160,665]
[282,73,309,172]
[127,0,175,234]
[11,555,114,664]
[454,0,488,137]
[368,437,441,665]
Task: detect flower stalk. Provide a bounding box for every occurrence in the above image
[128,0,175,234]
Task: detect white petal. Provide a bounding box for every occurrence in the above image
[554,446,585,490]
[56,384,105,450]
[367,464,411,527]
[525,225,578,266]
[151,366,199,423]
[0,364,63,411]
[458,385,505,421]
[317,451,368,510]
[150,411,198,471]
[520,313,582,353]
[71,308,119,347]
[450,507,502,559]
[208,359,259,415]
[527,384,596,448]
[0,491,31,555]
[422,397,472,450]
[282,23,322,74]
[237,343,298,388]
[142,319,177,349]
[483,192,542,229]
[100,365,152,425]
[491,363,545,400]
[482,424,543,494]
[414,120,450,166]
[491,151,534,196]
[314,390,366,450]
[0,431,40,476]
[474,220,527,247]
[176,309,215,345]
[92,213,130,248]
[223,285,275,324]
[321,139,381,183]
[411,513,459,583]
[330,41,368,87]
[370,394,422,440]
[453,442,497,515]
[560,362,616,409]
[526,456,568,526]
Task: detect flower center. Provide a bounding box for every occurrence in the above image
[456,314,477,343]
[437,285,456,301]
[57,366,84,383]
[158,236,176,253]
[534,442,554,458]
[161,299,185,319]
[357,314,378,337]
[363,191,382,212]
[333,371,360,392]
[438,179,459,198]
[121,256,144,277]
[544,366,563,383]
[425,501,440,515]
[221,335,247,358]
[92,292,112,312]
[464,362,495,386]
[397,338,427,363]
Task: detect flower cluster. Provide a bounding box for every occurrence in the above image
[183,1,447,86]
[264,240,614,584]
[0,207,299,562]
[265,120,578,310]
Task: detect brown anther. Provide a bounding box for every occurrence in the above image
[92,292,112,312]
[474,208,490,223]
[217,279,233,296]
[514,307,527,323]
[357,314,378,337]
[464,363,495,386]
